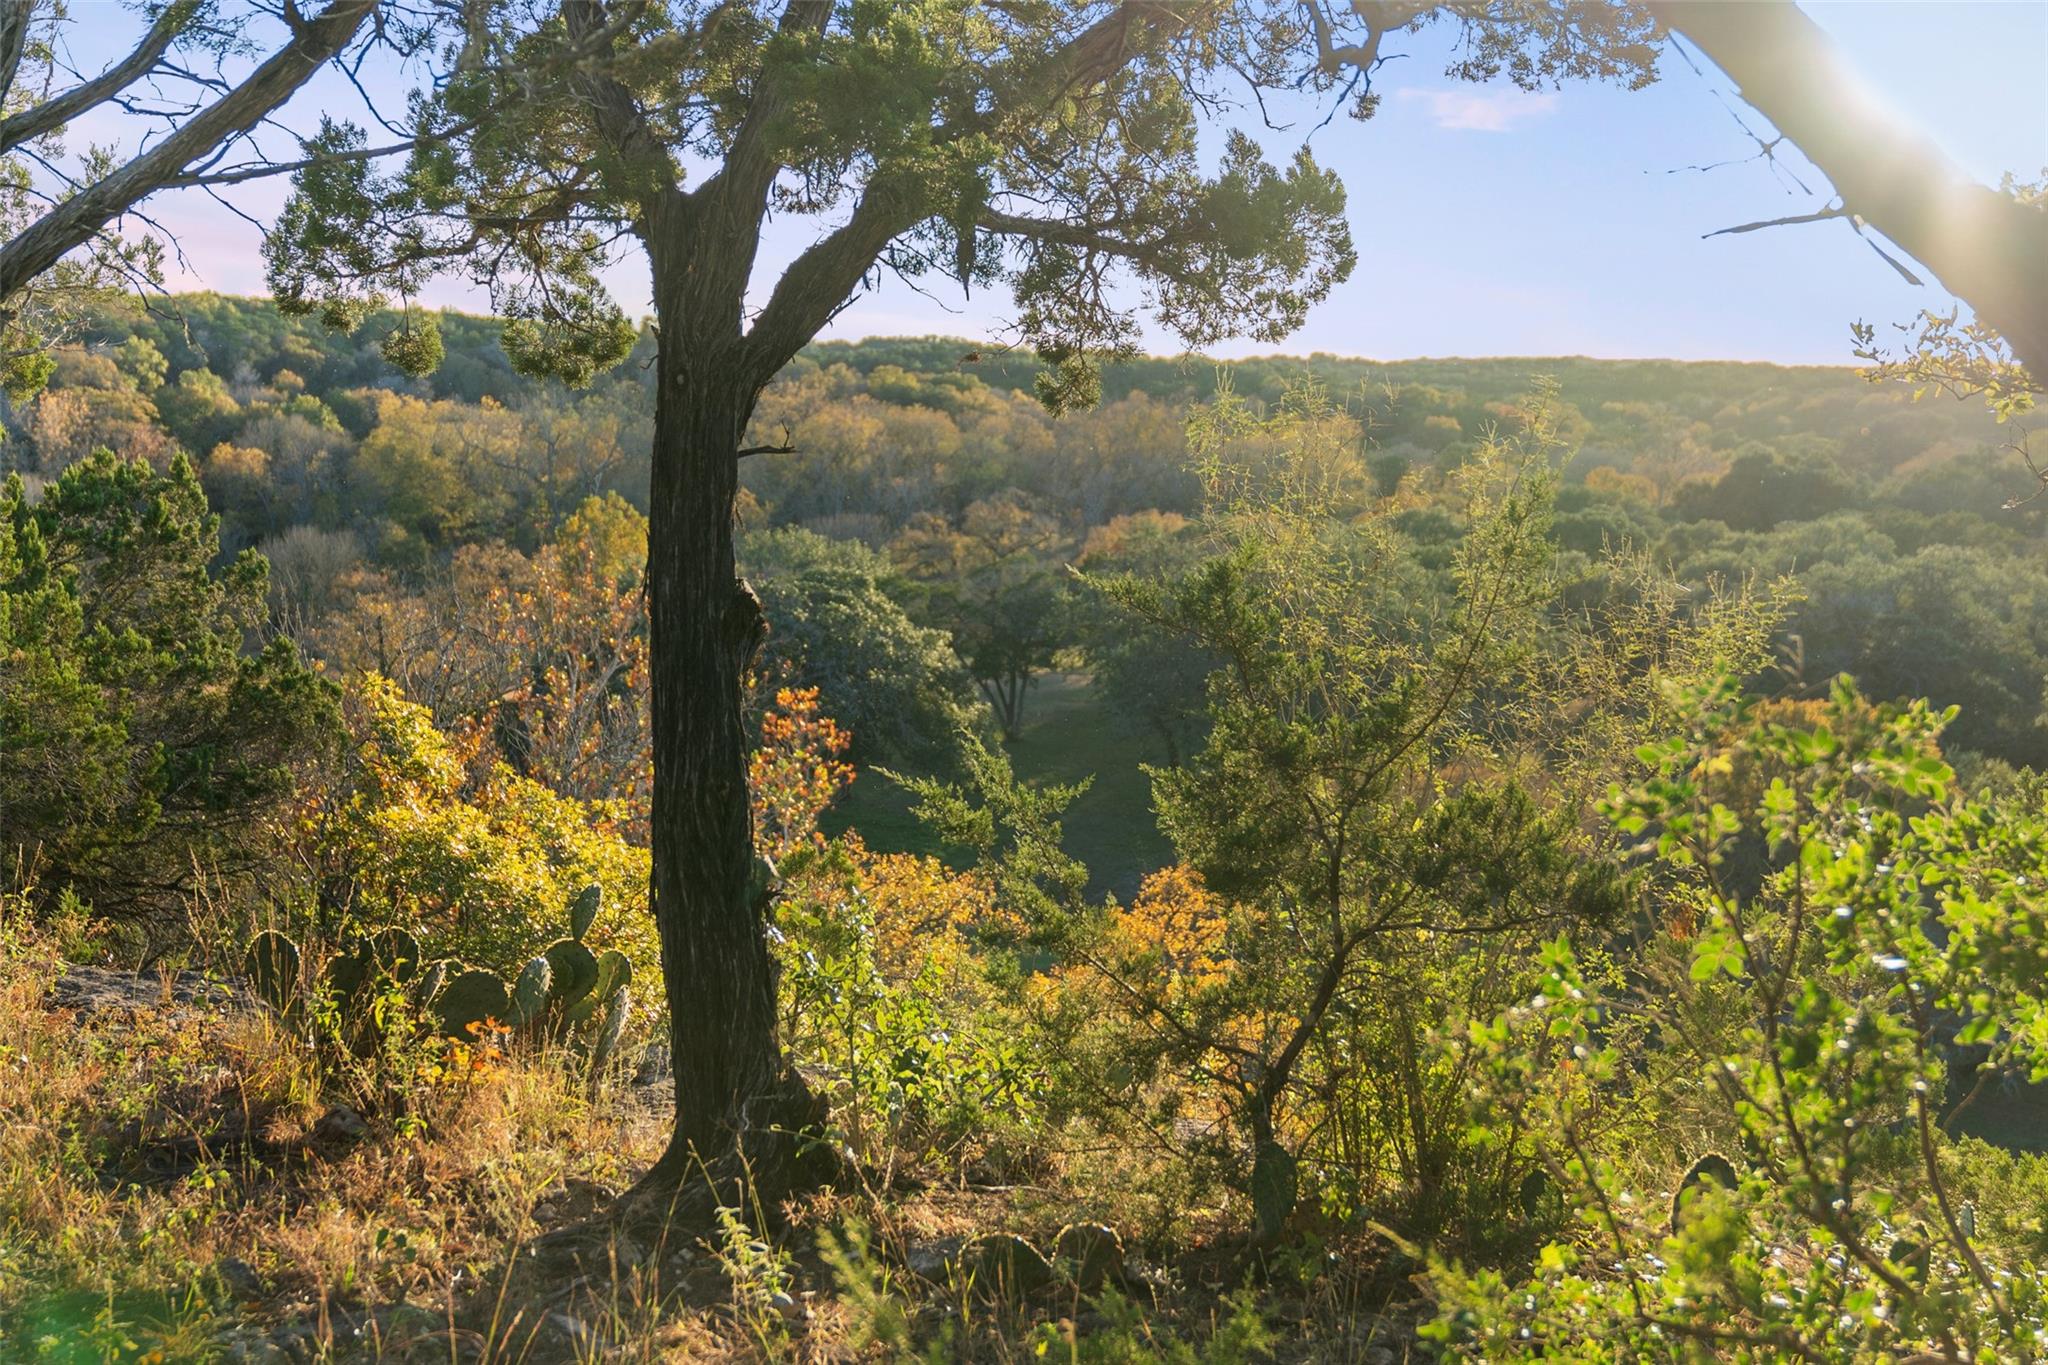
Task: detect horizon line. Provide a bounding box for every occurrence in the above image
[125,291,1872,372]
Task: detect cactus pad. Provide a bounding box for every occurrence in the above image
[244,931,301,1013]
[568,883,602,940]
[543,939,599,1010]
[432,968,512,1039]
[509,955,553,1025]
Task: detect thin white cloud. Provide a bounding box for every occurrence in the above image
[1393,86,1561,132]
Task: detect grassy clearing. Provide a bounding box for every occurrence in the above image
[826,672,1173,903]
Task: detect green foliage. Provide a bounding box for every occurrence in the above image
[1670,439,1861,531]
[153,367,243,453]
[378,312,445,379]
[1027,1289,1276,1364]
[902,387,1708,1244]
[0,451,339,930]
[1670,1152,1738,1233]
[742,526,985,768]
[887,490,1077,740]
[1430,676,2048,1359]
[18,297,2039,790]
[776,843,1044,1168]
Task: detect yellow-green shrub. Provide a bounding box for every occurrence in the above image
[318,673,656,988]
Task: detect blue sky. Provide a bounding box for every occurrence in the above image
[61,1,2048,364]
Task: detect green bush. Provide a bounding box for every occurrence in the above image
[1,450,339,938]
[1428,677,2048,1359]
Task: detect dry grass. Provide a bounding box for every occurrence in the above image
[0,919,1420,1363]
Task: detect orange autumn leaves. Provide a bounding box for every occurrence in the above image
[752,683,1237,1009]
[750,685,856,862]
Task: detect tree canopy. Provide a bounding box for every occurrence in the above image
[0,450,338,937]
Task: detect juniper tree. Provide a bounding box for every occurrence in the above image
[0,452,339,938]
[259,0,1662,1207]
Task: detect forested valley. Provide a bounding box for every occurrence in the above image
[4,1,2048,1361]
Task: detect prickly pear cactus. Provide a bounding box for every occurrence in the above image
[244,931,302,1013]
[590,986,632,1071]
[325,926,426,1003]
[1251,1139,1297,1243]
[568,883,601,941]
[1517,1167,1556,1220]
[593,948,631,1002]
[566,949,632,1027]
[542,939,599,1010]
[432,968,512,1039]
[509,955,553,1026]
[364,926,422,981]
[1888,1232,1931,1281]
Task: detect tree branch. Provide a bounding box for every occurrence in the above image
[740,2,1210,384]
[562,0,676,211]
[978,208,1155,260]
[741,177,923,385]
[0,3,32,116]
[0,0,377,317]
[1648,0,2048,384]
[1702,207,1848,238]
[0,2,187,155]
[162,131,431,189]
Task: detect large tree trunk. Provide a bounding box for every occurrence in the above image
[630,270,828,1213]
[1648,0,2048,384]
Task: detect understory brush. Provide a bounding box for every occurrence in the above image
[1425,678,2048,1361]
[0,892,652,1361]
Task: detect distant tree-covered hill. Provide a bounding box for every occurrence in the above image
[8,293,2042,776]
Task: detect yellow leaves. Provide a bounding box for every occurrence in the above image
[344,672,471,799]
[556,491,646,587]
[1112,865,1232,993]
[315,672,657,989]
[844,835,999,979]
[203,440,269,482]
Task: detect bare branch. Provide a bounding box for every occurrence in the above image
[1649,0,2048,383]
[0,0,378,317]
[164,131,432,188]
[1702,207,1848,238]
[0,4,186,155]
